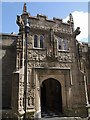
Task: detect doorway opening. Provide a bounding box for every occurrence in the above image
[40,78,63,117]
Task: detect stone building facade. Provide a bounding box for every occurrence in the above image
[1,3,90,119]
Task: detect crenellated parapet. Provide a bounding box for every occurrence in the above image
[16,4,75,35]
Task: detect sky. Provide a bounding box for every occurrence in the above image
[1,2,89,42]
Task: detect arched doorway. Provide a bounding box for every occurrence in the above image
[40,78,62,117]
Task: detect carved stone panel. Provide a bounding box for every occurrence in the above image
[27,89,34,108]
[58,52,72,62]
[27,35,33,49]
[28,61,71,69]
[27,48,72,69]
[27,49,46,61]
[18,74,25,112]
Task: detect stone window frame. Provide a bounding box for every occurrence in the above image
[40,35,44,48]
[34,34,38,48]
[63,39,69,50]
[58,37,62,50]
[33,34,44,49]
[57,37,69,51]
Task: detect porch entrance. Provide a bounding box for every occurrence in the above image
[40,78,62,117]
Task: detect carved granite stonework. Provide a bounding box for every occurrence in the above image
[58,52,72,62]
[17,15,24,27]
[27,89,34,107]
[27,35,33,49]
[1,3,90,120]
[28,50,46,61]
[28,60,71,69]
[27,48,72,68]
[18,74,25,113]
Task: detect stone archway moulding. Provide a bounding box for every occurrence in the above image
[38,74,67,109]
[39,75,64,87]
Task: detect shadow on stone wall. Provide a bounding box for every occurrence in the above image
[2,40,16,110]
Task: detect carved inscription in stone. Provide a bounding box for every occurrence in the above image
[28,61,46,68]
[28,61,70,69]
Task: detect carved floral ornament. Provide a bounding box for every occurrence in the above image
[28,50,46,61]
[58,52,72,62]
[27,49,72,62]
[27,43,72,68]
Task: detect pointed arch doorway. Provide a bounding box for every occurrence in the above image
[40,78,63,117]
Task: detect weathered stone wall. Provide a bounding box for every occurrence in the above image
[15,11,88,118]
[0,34,17,109]
[1,5,90,119]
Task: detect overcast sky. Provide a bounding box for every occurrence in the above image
[1,2,89,42]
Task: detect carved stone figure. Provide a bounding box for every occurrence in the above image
[73,27,81,38]
[23,3,27,13]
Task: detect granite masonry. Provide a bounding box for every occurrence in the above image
[1,3,90,119]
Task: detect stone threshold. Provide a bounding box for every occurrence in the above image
[39,117,88,120]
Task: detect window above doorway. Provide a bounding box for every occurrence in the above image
[34,34,44,49]
[57,37,69,51]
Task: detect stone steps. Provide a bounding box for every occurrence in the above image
[41,111,62,118]
[41,117,88,120]
[41,108,88,120]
